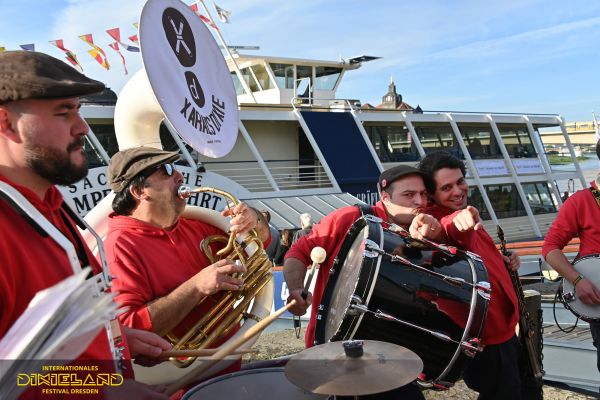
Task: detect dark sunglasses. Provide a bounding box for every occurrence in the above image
[145,162,176,178]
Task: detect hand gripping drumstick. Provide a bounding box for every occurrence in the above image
[165,300,297,396]
[294,247,327,337]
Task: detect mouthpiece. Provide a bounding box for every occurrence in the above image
[310,246,327,264]
[178,186,193,199]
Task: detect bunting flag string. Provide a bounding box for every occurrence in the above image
[49,39,83,72]
[79,34,110,70]
[108,42,128,75]
[106,28,139,52]
[189,3,219,31]
[19,44,35,51]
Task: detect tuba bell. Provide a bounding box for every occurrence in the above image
[82,0,274,385]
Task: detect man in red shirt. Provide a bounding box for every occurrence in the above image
[284,165,442,400]
[417,151,540,400]
[0,51,169,399]
[103,147,270,380]
[543,140,600,375]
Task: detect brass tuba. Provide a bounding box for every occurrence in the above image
[165,186,274,368]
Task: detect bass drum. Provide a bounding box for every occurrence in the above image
[315,216,489,387]
[181,368,327,400]
[561,254,600,322]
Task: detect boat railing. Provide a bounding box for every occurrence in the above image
[291,96,361,112]
[202,159,336,193]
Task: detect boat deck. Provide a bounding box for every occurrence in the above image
[542,321,599,393]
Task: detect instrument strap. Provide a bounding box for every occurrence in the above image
[589,186,600,208]
[59,202,91,274]
[355,203,374,217]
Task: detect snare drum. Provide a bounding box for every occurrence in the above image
[315,216,490,387]
[182,367,327,399]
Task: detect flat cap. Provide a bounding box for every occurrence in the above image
[0,51,105,103]
[108,147,179,192]
[378,165,425,191]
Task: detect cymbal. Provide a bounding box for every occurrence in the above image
[285,340,423,396]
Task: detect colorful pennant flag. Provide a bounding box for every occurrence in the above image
[20,44,35,51]
[79,34,110,70]
[129,22,139,44]
[213,2,231,23]
[189,3,219,31]
[49,39,83,72]
[106,27,139,52]
[108,42,128,75]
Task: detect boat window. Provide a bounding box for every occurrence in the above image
[412,124,464,158]
[521,182,557,214]
[497,125,537,158]
[251,64,274,90]
[230,71,245,95]
[269,63,294,89]
[296,65,312,98]
[469,184,526,220]
[364,124,419,162]
[240,67,260,92]
[315,67,342,90]
[457,125,502,159]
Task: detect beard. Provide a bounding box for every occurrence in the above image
[24,138,88,185]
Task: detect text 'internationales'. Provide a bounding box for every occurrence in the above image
[180,95,226,136]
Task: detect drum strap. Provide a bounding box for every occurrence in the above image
[355,203,374,217]
[589,186,600,208]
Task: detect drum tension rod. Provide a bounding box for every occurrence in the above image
[350,304,482,354]
[365,244,490,294]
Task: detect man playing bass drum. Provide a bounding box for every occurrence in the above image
[543,139,600,379]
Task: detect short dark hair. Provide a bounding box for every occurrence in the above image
[417,151,466,193]
[111,174,147,216]
[596,139,600,161]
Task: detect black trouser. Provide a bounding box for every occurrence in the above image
[463,335,541,400]
[590,321,600,373]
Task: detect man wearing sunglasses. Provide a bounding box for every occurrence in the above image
[102,146,270,388]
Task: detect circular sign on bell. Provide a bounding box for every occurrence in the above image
[139,0,239,158]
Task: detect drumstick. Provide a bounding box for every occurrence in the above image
[294,247,326,337]
[165,300,297,396]
[302,247,327,298]
[160,348,257,358]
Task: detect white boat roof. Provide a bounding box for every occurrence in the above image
[227,53,362,70]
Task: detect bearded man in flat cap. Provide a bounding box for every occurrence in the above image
[102,146,270,391]
[0,50,170,399]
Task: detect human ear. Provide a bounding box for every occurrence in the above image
[0,106,21,143]
[129,184,148,201]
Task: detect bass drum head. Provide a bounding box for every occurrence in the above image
[181,367,327,400]
[323,224,370,340]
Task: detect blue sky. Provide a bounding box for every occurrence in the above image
[1,0,599,122]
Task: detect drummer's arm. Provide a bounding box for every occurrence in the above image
[284,257,312,315]
[545,249,600,304]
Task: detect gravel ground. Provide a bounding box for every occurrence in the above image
[243,328,598,399]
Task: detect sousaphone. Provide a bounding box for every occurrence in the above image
[83,0,274,385]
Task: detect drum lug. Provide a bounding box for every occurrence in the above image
[348,296,366,316]
[563,291,575,302]
[364,239,381,258]
[476,281,491,301]
[460,338,482,357]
